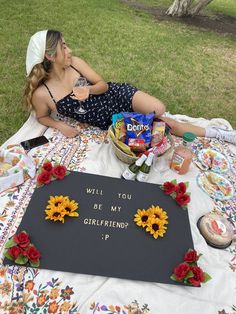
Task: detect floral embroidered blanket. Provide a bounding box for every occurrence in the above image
[0,114,236,314]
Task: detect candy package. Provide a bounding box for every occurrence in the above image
[123,112,154,148]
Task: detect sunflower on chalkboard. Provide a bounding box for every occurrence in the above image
[134,205,168,239]
[45,195,79,223]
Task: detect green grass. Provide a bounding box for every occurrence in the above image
[0,0,236,144]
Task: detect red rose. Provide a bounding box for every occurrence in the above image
[188,266,205,286]
[42,162,53,173]
[175,193,190,206]
[52,165,67,180]
[25,245,41,263]
[7,246,23,260]
[13,231,30,248]
[174,262,191,281]
[184,249,198,263]
[37,170,52,185]
[163,182,177,195]
[176,182,187,195]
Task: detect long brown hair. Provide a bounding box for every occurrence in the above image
[23,30,62,110]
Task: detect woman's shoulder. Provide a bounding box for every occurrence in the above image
[32,84,50,105]
[71,56,87,68]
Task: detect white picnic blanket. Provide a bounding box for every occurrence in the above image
[0,112,235,314]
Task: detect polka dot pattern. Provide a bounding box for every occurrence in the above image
[55,82,138,129]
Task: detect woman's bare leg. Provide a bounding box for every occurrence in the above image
[132,91,166,117]
[161,117,206,137]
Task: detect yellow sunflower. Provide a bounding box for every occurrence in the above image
[47,195,69,209]
[45,206,67,223]
[134,209,151,228]
[146,217,167,239]
[146,205,168,224]
[63,199,79,217]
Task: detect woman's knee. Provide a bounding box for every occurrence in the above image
[154,100,166,117]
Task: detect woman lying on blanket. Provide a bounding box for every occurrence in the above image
[23,30,236,145]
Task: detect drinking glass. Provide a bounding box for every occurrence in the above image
[73,77,88,114]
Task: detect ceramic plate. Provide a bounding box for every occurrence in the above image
[197,171,235,201]
[197,149,230,173]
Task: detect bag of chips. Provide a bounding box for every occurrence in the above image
[112,113,127,142]
[123,112,154,148]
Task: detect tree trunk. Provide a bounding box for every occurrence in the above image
[188,0,214,16]
[166,0,214,17]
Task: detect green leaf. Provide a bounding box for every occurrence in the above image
[4,251,14,261]
[5,238,17,249]
[36,184,44,188]
[170,274,177,281]
[184,182,189,188]
[186,192,191,196]
[171,179,177,185]
[203,272,212,283]
[15,254,28,265]
[170,192,176,198]
[185,270,194,280]
[30,260,40,268]
[66,171,70,176]
[181,205,188,210]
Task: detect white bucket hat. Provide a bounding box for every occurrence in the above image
[26,30,48,76]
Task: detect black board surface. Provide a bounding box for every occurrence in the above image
[4,171,194,285]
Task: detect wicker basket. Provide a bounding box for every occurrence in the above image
[108,125,174,164]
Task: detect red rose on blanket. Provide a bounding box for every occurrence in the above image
[42,161,53,173]
[13,231,30,248]
[188,266,205,287]
[52,165,67,180]
[175,193,190,206]
[163,181,177,195]
[174,262,191,281]
[184,249,198,263]
[175,182,187,195]
[37,170,52,185]
[25,245,41,263]
[7,246,23,260]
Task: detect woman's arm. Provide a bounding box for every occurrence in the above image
[72,56,108,95]
[32,87,80,137]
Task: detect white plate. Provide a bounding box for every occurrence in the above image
[197,171,235,201]
[197,149,230,173]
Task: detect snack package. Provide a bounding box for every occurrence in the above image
[112,113,126,142]
[128,138,146,152]
[123,112,154,148]
[108,127,136,157]
[151,119,166,147]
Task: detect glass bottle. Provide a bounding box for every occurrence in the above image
[136,152,154,182]
[122,154,147,180]
[170,132,196,175]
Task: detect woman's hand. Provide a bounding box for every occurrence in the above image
[57,121,81,138]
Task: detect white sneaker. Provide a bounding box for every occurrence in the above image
[213,127,236,145]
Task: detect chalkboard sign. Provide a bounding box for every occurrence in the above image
[4,172,194,285]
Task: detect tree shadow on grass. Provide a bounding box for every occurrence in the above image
[121,0,236,37]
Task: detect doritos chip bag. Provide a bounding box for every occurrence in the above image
[123,112,155,148]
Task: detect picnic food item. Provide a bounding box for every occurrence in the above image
[170,132,196,175]
[0,162,12,177]
[197,149,230,173]
[122,154,147,180]
[123,112,154,148]
[136,152,154,182]
[151,120,166,147]
[197,212,235,249]
[112,113,126,142]
[197,171,234,201]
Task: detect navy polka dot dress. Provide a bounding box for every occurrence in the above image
[44,81,138,130]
